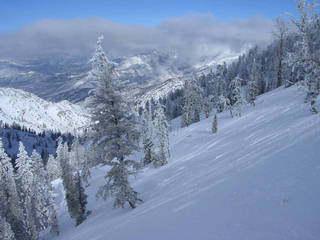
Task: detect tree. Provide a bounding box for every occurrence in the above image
[248,59,259,106]
[30,150,59,234]
[289,0,320,113]
[153,104,170,167]
[69,138,88,225]
[0,216,15,240]
[203,96,213,118]
[15,142,38,240]
[0,139,27,240]
[46,154,61,181]
[91,35,142,209]
[56,139,77,220]
[142,103,157,166]
[181,75,202,127]
[273,17,289,88]
[214,64,227,112]
[230,76,243,117]
[212,114,218,134]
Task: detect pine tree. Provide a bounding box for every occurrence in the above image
[212,114,218,134]
[57,139,80,221]
[0,139,27,240]
[230,76,243,117]
[214,64,227,112]
[0,216,15,240]
[181,75,202,127]
[153,104,170,167]
[203,96,213,118]
[142,103,157,166]
[248,59,259,106]
[30,150,59,234]
[91,35,141,209]
[46,154,61,181]
[69,138,88,225]
[289,0,320,113]
[16,142,38,240]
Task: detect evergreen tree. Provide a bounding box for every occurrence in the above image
[153,104,170,167]
[57,139,80,222]
[46,154,61,181]
[212,114,218,134]
[181,75,202,127]
[30,150,59,234]
[142,103,157,166]
[0,139,27,240]
[273,17,289,88]
[16,142,38,240]
[69,138,88,225]
[90,35,141,209]
[248,59,259,106]
[0,216,15,240]
[230,76,243,117]
[203,96,213,118]
[289,0,320,113]
[214,65,227,112]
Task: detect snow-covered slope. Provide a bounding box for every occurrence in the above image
[49,86,320,240]
[0,88,89,133]
[135,77,184,109]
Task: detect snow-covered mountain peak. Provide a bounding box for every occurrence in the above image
[0,88,89,133]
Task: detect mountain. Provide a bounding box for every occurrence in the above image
[0,88,89,134]
[0,50,237,103]
[46,86,320,240]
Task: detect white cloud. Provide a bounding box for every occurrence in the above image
[0,14,274,64]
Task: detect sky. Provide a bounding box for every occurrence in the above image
[0,0,301,62]
[0,0,298,31]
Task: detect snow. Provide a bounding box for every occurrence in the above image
[135,77,184,109]
[0,88,89,133]
[47,86,320,240]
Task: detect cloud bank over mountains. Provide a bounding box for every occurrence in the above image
[0,14,274,64]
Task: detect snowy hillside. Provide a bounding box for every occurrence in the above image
[0,88,89,133]
[135,77,184,109]
[48,86,320,240]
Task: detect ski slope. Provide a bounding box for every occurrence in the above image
[48,86,320,240]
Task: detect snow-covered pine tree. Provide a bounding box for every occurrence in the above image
[90,35,141,209]
[273,17,289,88]
[0,139,27,240]
[203,96,213,118]
[142,102,157,166]
[0,216,15,240]
[153,104,170,167]
[181,75,202,127]
[30,150,59,234]
[212,113,218,134]
[214,65,227,112]
[46,154,61,181]
[69,137,88,225]
[56,139,80,222]
[230,76,243,117]
[289,0,320,113]
[248,59,259,106]
[15,142,39,240]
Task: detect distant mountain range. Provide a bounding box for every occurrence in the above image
[0,50,238,103]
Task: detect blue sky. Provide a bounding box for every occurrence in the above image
[1,0,298,31]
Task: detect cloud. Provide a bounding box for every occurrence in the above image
[0,14,274,64]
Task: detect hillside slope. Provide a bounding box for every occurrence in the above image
[0,88,89,133]
[49,86,320,240]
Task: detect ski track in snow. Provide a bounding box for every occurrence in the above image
[44,86,320,240]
